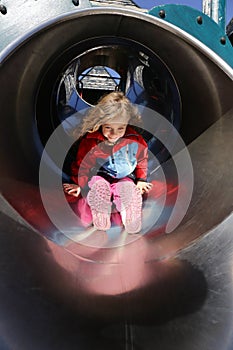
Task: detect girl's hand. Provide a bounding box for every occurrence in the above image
[63,183,81,197]
[136,181,153,195]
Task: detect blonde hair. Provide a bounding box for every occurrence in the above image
[75,91,142,139]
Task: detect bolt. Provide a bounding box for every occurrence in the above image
[0,4,7,15]
[159,10,166,19]
[196,16,203,25]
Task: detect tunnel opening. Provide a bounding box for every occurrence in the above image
[35,38,181,184]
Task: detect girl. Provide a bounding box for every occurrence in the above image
[63,92,152,233]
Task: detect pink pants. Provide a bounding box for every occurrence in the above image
[72,176,134,227]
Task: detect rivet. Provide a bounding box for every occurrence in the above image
[0,4,7,15]
[197,16,203,25]
[220,36,226,45]
[159,10,166,19]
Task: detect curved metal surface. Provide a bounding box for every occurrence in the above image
[0,110,233,349]
[0,5,233,350]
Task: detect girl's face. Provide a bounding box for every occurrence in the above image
[102,122,127,143]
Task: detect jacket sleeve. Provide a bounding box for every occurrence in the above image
[70,137,96,188]
[134,137,148,182]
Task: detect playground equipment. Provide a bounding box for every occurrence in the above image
[0,1,232,349]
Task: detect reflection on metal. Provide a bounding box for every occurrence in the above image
[202,0,226,30]
[90,0,142,10]
[61,67,77,105]
[91,0,138,5]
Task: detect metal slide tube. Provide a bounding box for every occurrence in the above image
[0,6,233,350]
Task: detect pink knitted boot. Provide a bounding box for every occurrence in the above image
[114,181,142,234]
[87,179,112,231]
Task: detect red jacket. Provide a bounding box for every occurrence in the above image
[71,126,148,188]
